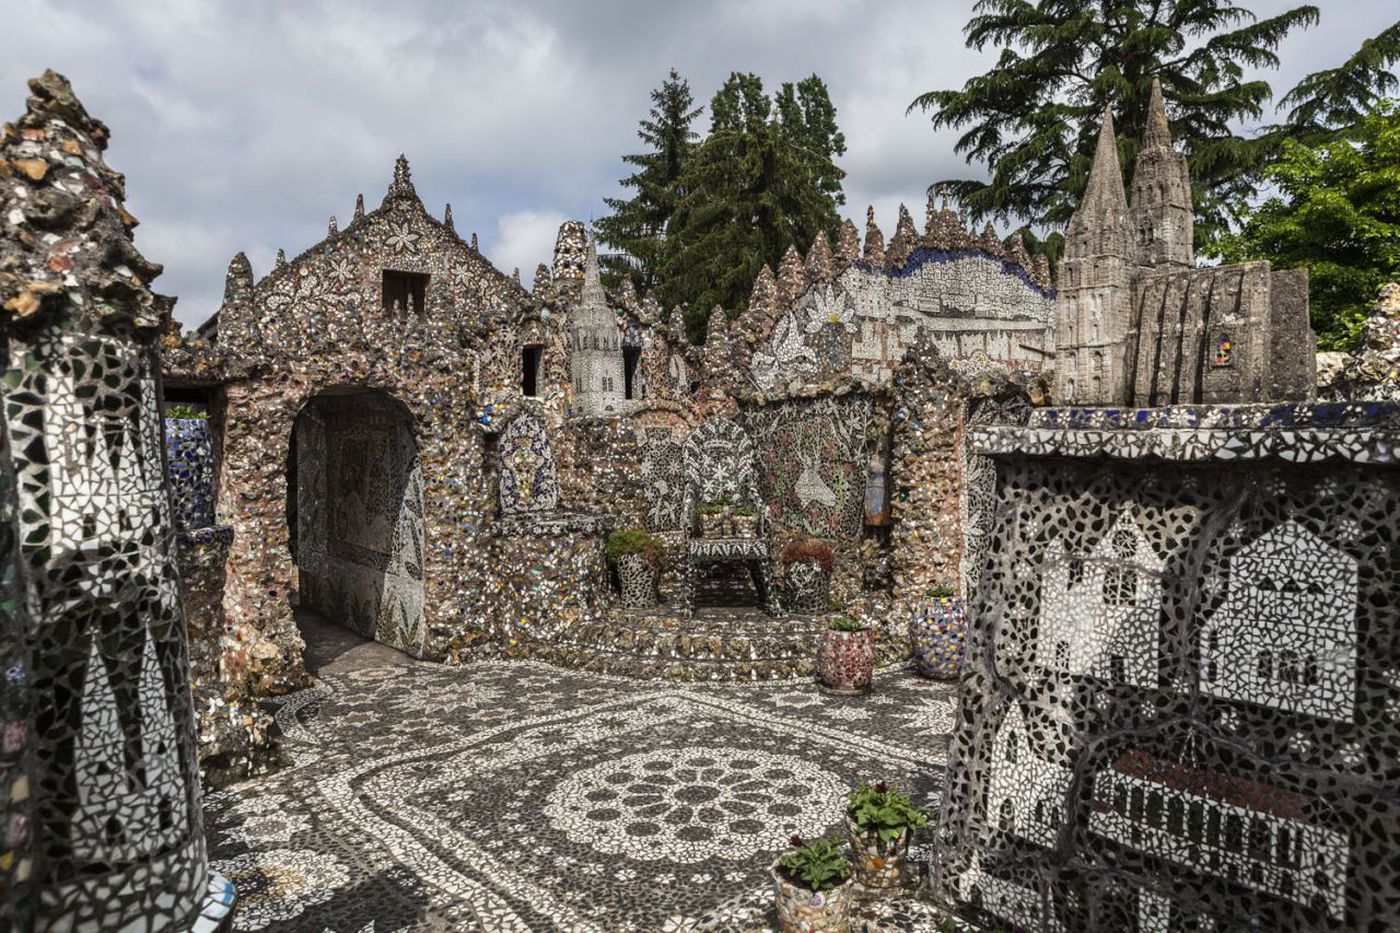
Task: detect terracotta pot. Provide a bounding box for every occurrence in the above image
[910,596,965,680]
[844,812,911,890]
[817,626,875,695]
[614,552,658,609]
[785,561,830,614]
[772,862,856,933]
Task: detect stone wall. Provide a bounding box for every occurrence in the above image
[934,403,1400,932]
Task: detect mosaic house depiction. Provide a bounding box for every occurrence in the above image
[0,48,1397,933]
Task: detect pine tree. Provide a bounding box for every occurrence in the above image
[1278,20,1400,139]
[908,0,1321,244]
[593,69,702,290]
[660,73,846,339]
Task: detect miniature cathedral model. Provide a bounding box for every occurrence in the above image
[569,239,627,415]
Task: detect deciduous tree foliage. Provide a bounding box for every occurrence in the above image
[1208,102,1400,351]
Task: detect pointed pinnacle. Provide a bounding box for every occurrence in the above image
[443,203,455,231]
[328,215,338,236]
[1143,77,1172,150]
[1083,104,1128,213]
[354,193,365,220]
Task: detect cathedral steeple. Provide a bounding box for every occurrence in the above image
[1130,78,1194,270]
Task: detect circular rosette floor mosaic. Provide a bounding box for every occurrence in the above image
[544,746,846,862]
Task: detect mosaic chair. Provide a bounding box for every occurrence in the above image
[679,419,778,615]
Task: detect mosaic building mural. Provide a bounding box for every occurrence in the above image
[0,71,229,931]
[935,404,1400,931]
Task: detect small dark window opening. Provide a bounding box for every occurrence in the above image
[382,269,428,319]
[623,346,641,399]
[522,345,543,397]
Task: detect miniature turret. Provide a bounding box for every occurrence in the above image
[888,204,919,268]
[552,220,588,283]
[569,238,626,415]
[1131,78,1194,271]
[863,206,885,265]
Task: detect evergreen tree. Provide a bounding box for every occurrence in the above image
[1207,102,1400,350]
[908,0,1321,244]
[1278,20,1400,139]
[593,69,702,290]
[660,73,846,339]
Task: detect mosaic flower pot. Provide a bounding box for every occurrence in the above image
[732,513,760,538]
[700,513,727,537]
[910,596,966,680]
[844,812,911,891]
[614,552,659,609]
[817,627,875,695]
[785,561,830,614]
[772,862,856,933]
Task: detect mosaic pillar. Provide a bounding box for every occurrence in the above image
[0,71,231,930]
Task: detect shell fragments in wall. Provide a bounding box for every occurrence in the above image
[935,402,1400,932]
[0,71,224,931]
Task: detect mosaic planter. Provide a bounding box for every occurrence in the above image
[772,862,856,933]
[784,561,830,614]
[817,627,875,695]
[614,552,659,609]
[732,513,759,538]
[910,596,966,680]
[844,812,911,891]
[700,513,728,537]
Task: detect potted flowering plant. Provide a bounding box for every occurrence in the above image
[607,529,666,608]
[772,834,855,932]
[910,583,965,679]
[844,781,928,890]
[781,538,835,613]
[817,615,875,695]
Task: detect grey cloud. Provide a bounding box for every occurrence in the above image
[2,0,1389,322]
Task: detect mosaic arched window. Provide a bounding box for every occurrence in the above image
[1213,333,1233,367]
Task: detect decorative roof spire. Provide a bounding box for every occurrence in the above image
[805,232,836,281]
[534,262,552,288]
[1143,77,1172,151]
[746,263,779,331]
[836,218,861,263]
[328,215,338,236]
[925,190,938,236]
[470,232,479,251]
[274,248,287,269]
[386,154,416,200]
[353,193,365,221]
[863,205,885,265]
[223,252,253,304]
[888,203,919,268]
[777,244,806,305]
[512,267,521,284]
[443,203,454,231]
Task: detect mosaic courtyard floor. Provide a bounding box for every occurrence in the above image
[203,615,957,931]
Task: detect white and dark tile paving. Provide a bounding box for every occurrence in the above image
[203,618,957,931]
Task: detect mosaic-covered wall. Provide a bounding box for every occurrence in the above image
[0,71,220,931]
[935,404,1400,932]
[295,391,426,655]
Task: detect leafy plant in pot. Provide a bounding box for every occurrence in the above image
[607,529,666,609]
[844,781,929,890]
[781,538,834,614]
[910,583,966,680]
[818,615,875,695]
[772,834,855,932]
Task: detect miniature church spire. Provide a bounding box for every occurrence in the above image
[443,203,454,231]
[1063,104,1132,264]
[1082,105,1128,216]
[1131,77,1194,270]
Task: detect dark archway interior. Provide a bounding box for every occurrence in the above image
[286,387,427,655]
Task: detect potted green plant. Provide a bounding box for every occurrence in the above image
[818,615,875,694]
[606,529,666,608]
[731,502,760,538]
[910,583,965,680]
[697,496,732,537]
[844,781,929,890]
[781,538,835,613]
[772,834,855,932]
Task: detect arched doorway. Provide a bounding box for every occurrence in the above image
[287,387,426,656]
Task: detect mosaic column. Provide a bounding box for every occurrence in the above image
[0,72,232,930]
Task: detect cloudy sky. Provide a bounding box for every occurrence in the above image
[3,0,1392,325]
